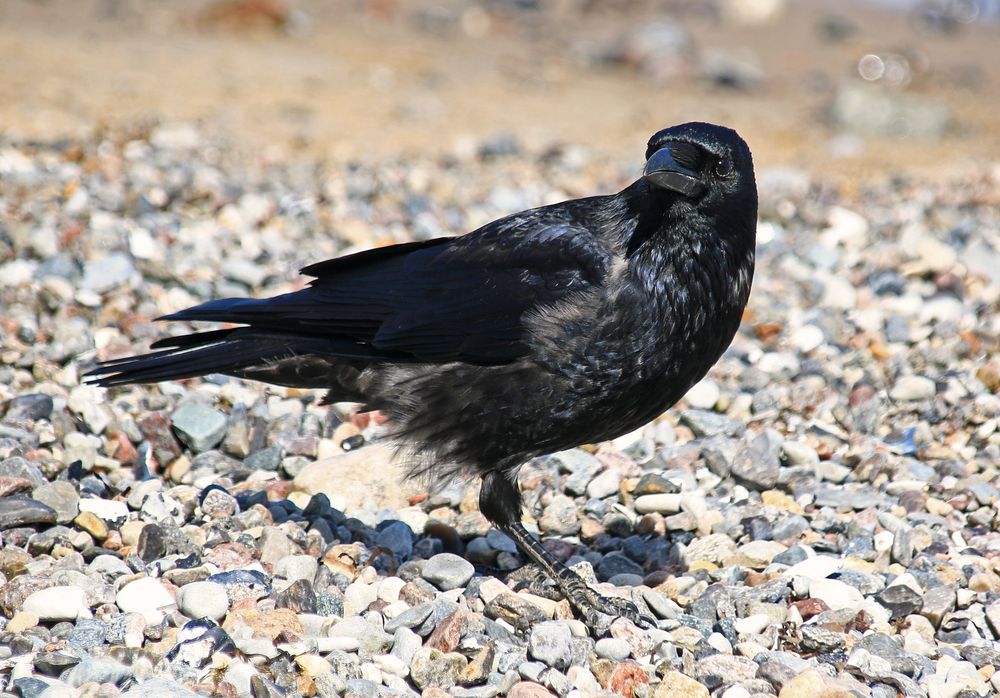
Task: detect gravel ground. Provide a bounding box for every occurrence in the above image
[0,124,999,698]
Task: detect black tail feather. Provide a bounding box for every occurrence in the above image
[84,331,297,387]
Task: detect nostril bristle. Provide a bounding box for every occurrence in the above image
[668,142,703,171]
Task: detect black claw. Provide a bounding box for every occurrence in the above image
[561,576,656,631]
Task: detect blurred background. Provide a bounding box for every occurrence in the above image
[2,0,999,182]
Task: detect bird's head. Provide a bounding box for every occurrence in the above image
[641,122,756,223]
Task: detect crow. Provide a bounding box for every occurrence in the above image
[87,121,757,629]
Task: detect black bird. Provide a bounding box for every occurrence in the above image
[87,122,757,629]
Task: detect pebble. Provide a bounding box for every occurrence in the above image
[176,581,230,621]
[0,496,57,529]
[116,577,175,624]
[30,482,79,524]
[684,378,720,410]
[809,578,864,612]
[171,403,228,452]
[421,553,475,591]
[890,375,937,402]
[594,637,631,660]
[528,621,573,670]
[22,586,89,622]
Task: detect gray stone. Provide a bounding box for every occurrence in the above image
[376,521,414,561]
[528,621,573,670]
[731,430,782,490]
[0,456,47,487]
[596,552,643,581]
[594,637,630,661]
[876,584,923,619]
[31,481,80,524]
[171,403,228,452]
[81,252,135,294]
[693,654,759,689]
[4,393,54,422]
[385,603,433,632]
[680,409,743,437]
[538,495,580,535]
[0,496,57,529]
[410,647,467,690]
[799,625,844,653]
[421,553,475,591]
[244,445,284,471]
[63,658,133,687]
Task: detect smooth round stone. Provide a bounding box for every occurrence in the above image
[74,511,108,540]
[375,521,414,561]
[780,440,819,466]
[737,541,787,569]
[889,375,936,402]
[586,469,622,499]
[707,632,733,654]
[343,580,379,616]
[420,553,474,591]
[634,493,682,514]
[595,637,631,661]
[116,577,174,624]
[685,378,721,410]
[791,324,825,353]
[22,586,89,622]
[176,581,230,621]
[733,613,772,636]
[809,578,864,612]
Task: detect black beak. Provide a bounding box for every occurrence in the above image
[643,145,705,197]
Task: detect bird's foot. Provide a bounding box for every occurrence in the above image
[560,573,656,632]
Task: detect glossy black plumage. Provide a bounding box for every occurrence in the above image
[87,121,758,629]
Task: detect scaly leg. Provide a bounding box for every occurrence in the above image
[479,470,655,632]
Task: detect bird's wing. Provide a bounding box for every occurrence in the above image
[160,210,612,365]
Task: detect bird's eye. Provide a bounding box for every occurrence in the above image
[715,159,734,178]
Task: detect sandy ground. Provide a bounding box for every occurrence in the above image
[1,0,998,182]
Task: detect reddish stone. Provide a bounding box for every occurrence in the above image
[111,431,138,465]
[204,542,255,570]
[791,597,829,620]
[0,476,34,497]
[426,610,468,653]
[506,682,555,698]
[137,412,181,463]
[264,480,294,500]
[606,662,649,697]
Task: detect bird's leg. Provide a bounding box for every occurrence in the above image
[480,471,655,632]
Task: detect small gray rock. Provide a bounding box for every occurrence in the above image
[4,393,54,422]
[594,637,630,661]
[528,621,573,670]
[171,403,228,452]
[421,553,475,591]
[0,496,57,530]
[31,481,80,524]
